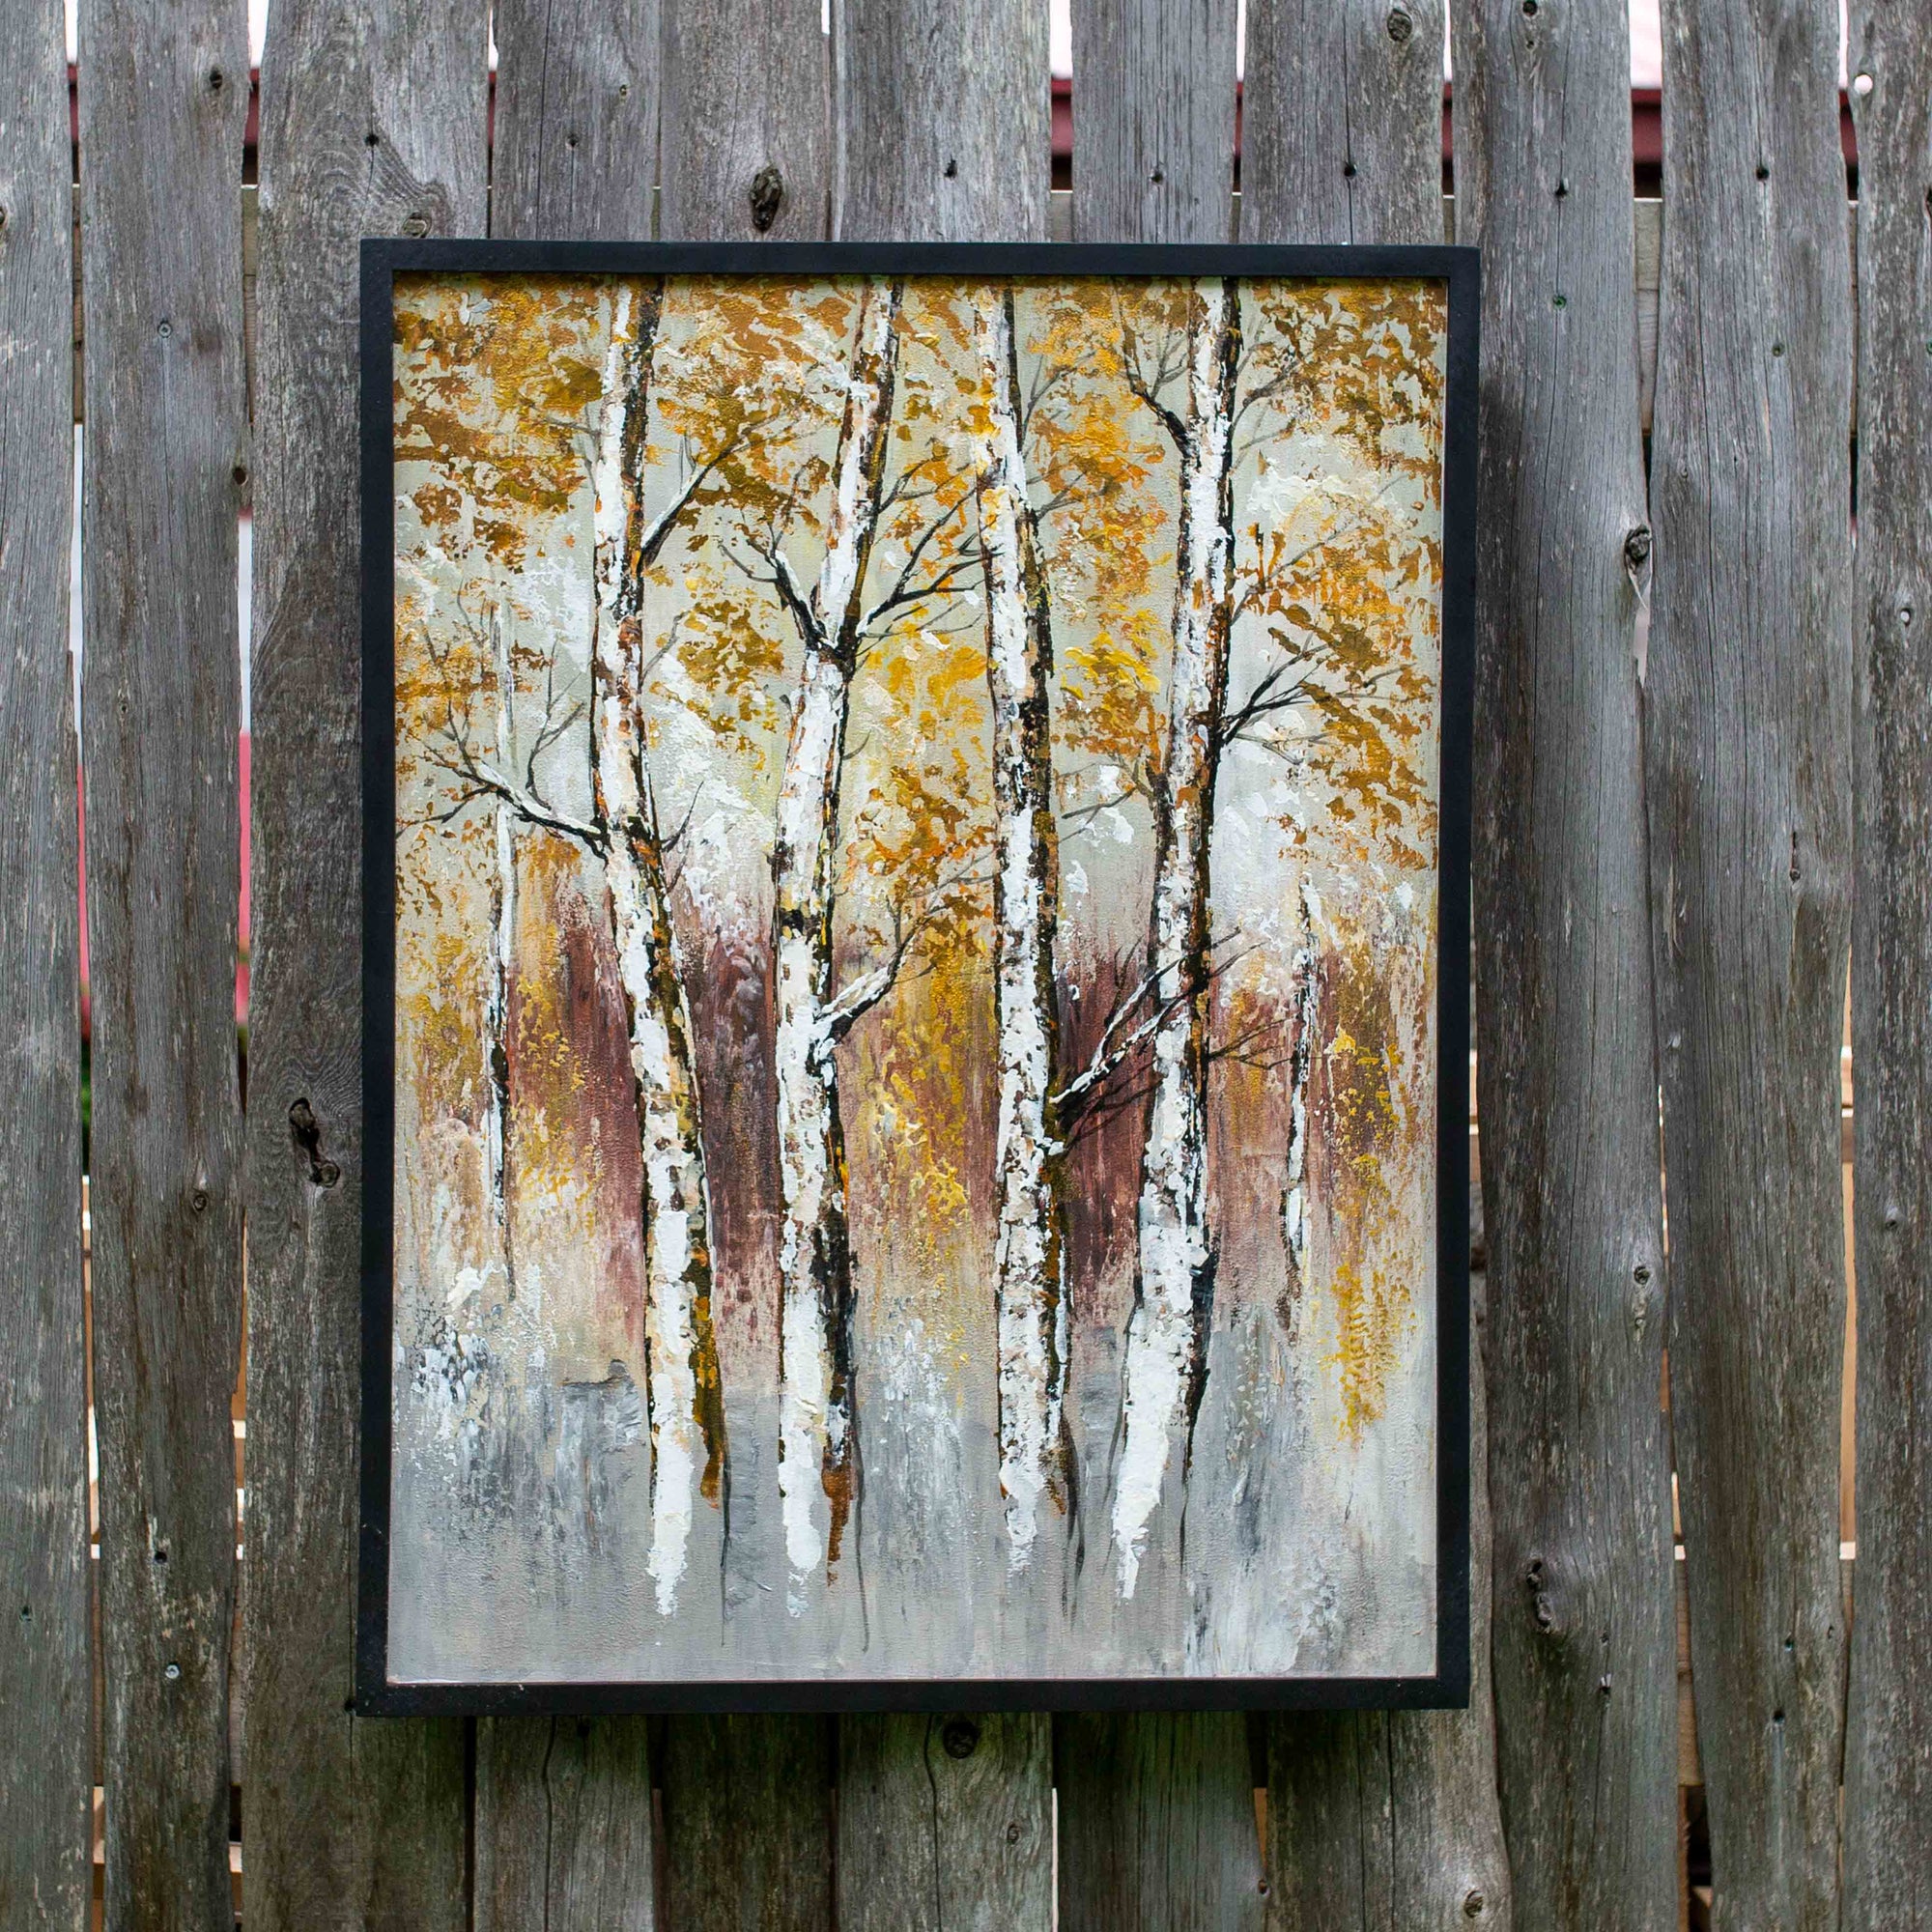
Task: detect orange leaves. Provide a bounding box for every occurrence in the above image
[395,273,614,572]
[666,586,785,756]
[1245,279,1446,472]
[846,631,993,973]
[1061,614,1165,795]
[654,276,866,549]
[1227,283,1447,873]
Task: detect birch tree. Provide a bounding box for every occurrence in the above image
[703,278,997,1593]
[967,284,1073,1569]
[586,282,728,1611]
[1108,280,1244,1595]
[1028,279,1447,1596]
[752,279,906,1590]
[397,278,730,1613]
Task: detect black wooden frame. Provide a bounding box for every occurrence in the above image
[357,239,1479,1715]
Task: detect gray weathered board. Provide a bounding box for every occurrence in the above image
[473,1717,658,1932]
[1249,3,1512,1921]
[650,3,838,1920]
[68,187,1858,443]
[1842,1,1932,1924]
[1061,7,1266,1926]
[831,10,1059,1927]
[1245,0,1444,248]
[242,0,484,1920]
[465,0,666,1918]
[661,0,830,244]
[838,1714,1054,1932]
[1648,3,1855,1930]
[0,0,89,1921]
[77,0,248,1921]
[1454,0,1681,1927]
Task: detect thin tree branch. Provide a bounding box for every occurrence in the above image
[817,858,990,1049]
[860,487,983,635]
[1052,932,1256,1140]
[425,738,608,851]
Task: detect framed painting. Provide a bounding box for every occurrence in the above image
[357,242,1476,1713]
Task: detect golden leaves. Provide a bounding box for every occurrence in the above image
[1061,614,1165,796]
[667,586,785,754]
[1315,927,1416,1439]
[846,628,993,973]
[1328,1259,1410,1440]
[1229,284,1447,873]
[395,273,614,572]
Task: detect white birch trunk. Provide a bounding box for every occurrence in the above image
[589,283,725,1615]
[972,286,1069,1570]
[1112,280,1242,1599]
[771,279,901,1597]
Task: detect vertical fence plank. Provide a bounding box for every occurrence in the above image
[1069,0,1236,244]
[243,0,486,1920]
[1842,4,1932,1922]
[1057,1713,1262,1931]
[1451,1,1682,1927]
[830,6,1056,1927]
[838,1715,1052,1932]
[1648,1,1854,1926]
[0,0,88,1920]
[493,0,659,241]
[662,0,829,242]
[474,1718,656,1932]
[76,0,247,1919]
[466,13,662,1924]
[653,5,834,1923]
[1241,10,1510,1921]
[1244,0,1444,245]
[834,0,1049,243]
[663,1716,833,1931]
[1058,12,1259,1930]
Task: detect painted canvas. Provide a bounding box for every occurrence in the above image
[370,253,1467,1701]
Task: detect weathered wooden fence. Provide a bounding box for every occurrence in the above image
[2,0,1927,1924]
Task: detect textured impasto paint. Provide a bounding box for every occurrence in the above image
[386,271,1449,1684]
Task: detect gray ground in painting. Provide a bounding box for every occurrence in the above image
[386,1292,1436,1686]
